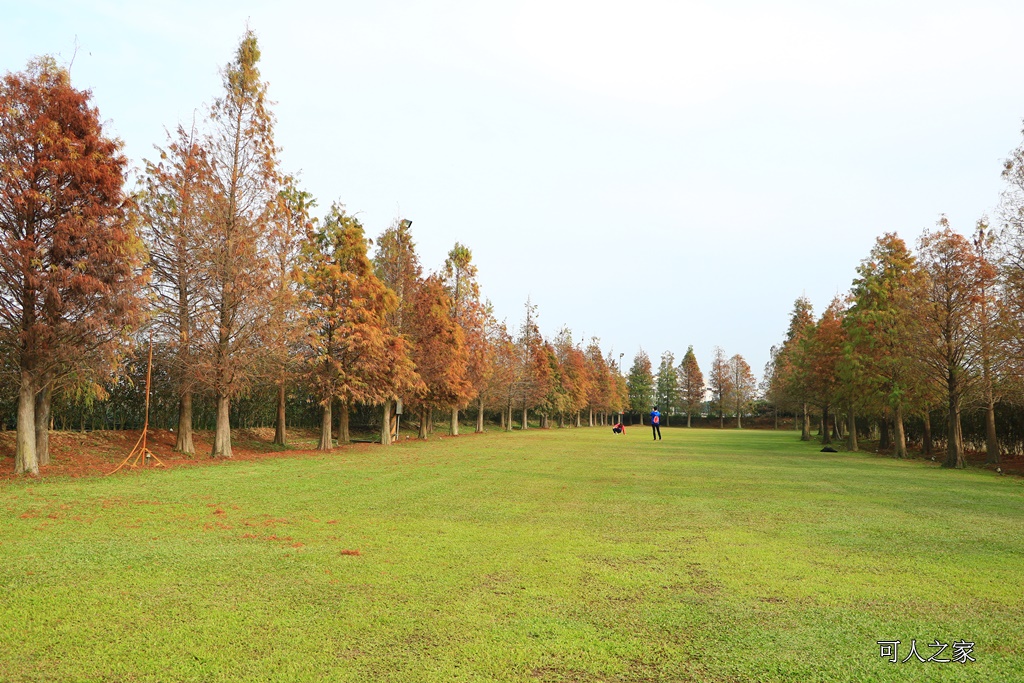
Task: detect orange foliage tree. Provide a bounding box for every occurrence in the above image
[443,243,490,434]
[373,217,422,437]
[584,337,612,426]
[407,275,471,438]
[298,206,419,450]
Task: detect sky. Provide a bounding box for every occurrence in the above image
[5,0,1024,381]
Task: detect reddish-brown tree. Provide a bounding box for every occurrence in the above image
[516,299,551,429]
[677,346,705,428]
[202,30,281,458]
[917,221,985,469]
[0,58,146,475]
[728,353,756,428]
[802,298,847,444]
[708,347,733,428]
[265,183,314,446]
[972,220,1003,464]
[481,320,517,431]
[139,123,213,455]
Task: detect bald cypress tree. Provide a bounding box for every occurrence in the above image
[627,350,654,424]
[299,205,420,449]
[0,58,145,475]
[204,30,281,458]
[678,346,704,428]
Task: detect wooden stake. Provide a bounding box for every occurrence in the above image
[109,337,165,474]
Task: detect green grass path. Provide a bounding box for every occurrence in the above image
[1,427,1022,682]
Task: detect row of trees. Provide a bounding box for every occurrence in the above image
[1,33,644,476]
[767,122,1024,468]
[622,346,758,428]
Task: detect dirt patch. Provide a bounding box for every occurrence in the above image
[0,428,378,480]
[863,444,1024,478]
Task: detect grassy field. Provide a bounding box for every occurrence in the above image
[1,426,1022,682]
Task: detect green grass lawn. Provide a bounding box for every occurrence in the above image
[1,426,1022,682]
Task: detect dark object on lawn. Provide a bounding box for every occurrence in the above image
[820,446,838,453]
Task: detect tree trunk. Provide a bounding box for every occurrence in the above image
[922,411,932,456]
[15,371,38,475]
[450,406,458,436]
[499,405,506,431]
[339,401,350,444]
[521,407,528,431]
[879,418,890,451]
[687,412,692,428]
[736,411,742,429]
[944,372,964,468]
[274,383,287,446]
[589,408,594,427]
[985,394,999,464]
[427,407,434,434]
[800,403,810,441]
[476,397,484,433]
[846,406,858,452]
[212,393,232,458]
[382,402,392,445]
[821,405,831,444]
[894,403,907,459]
[35,380,52,467]
[176,391,195,454]
[419,406,428,439]
[318,401,333,451]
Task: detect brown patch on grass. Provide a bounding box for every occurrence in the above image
[686,562,720,595]
[0,427,385,480]
[530,665,602,682]
[1,426,485,481]
[340,549,361,556]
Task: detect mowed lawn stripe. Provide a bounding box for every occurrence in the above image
[1,427,1021,682]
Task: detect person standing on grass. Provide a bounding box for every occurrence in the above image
[650,406,662,440]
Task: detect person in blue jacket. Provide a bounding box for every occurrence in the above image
[650,406,662,440]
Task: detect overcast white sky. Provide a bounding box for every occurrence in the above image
[6,0,1024,381]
